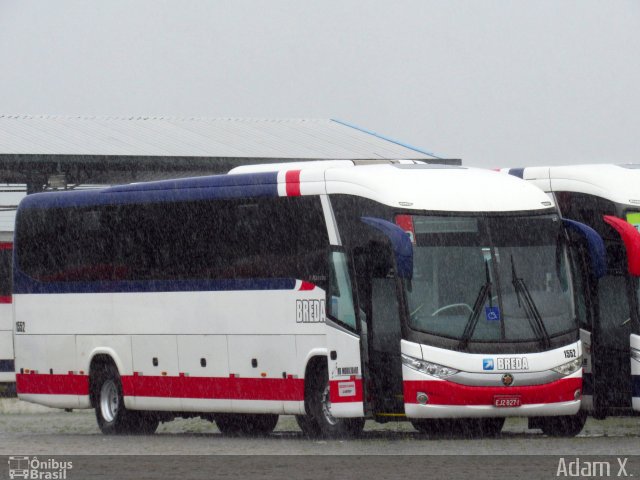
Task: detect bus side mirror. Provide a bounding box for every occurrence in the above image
[603,215,640,277]
[360,217,413,279]
[562,219,607,279]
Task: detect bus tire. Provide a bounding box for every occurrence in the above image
[304,363,365,438]
[0,382,16,398]
[216,414,279,436]
[539,411,587,437]
[93,363,158,435]
[295,414,321,437]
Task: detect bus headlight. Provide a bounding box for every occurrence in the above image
[552,357,582,376]
[401,354,458,378]
[631,348,640,362]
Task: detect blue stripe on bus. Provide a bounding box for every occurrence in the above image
[633,375,640,398]
[13,272,297,295]
[0,359,14,373]
[18,172,280,210]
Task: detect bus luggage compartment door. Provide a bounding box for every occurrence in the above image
[325,250,364,418]
[325,320,364,418]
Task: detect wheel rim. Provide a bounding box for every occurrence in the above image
[321,383,338,426]
[100,379,119,423]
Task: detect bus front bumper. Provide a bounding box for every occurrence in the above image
[404,377,582,418]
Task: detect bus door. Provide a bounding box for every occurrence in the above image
[352,238,405,417]
[616,213,640,412]
[602,215,640,412]
[354,217,412,417]
[325,248,365,418]
[632,332,640,412]
[631,274,640,413]
[592,273,633,412]
[562,218,607,413]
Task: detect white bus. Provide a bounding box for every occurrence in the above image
[14,161,590,437]
[505,164,640,418]
[1,188,26,393]
[0,240,14,390]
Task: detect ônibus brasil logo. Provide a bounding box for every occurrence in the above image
[8,456,73,479]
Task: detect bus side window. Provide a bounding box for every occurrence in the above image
[327,251,357,330]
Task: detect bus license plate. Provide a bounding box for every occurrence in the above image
[494,395,521,408]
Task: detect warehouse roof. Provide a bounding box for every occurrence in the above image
[0,116,437,159]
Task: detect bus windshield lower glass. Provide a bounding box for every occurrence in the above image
[404,214,575,344]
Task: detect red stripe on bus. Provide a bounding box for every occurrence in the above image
[329,378,364,403]
[0,296,11,304]
[16,373,89,396]
[17,373,304,401]
[0,242,11,250]
[403,377,581,406]
[395,215,415,244]
[123,376,304,401]
[298,281,315,291]
[285,170,301,197]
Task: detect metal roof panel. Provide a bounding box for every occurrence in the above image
[0,116,436,160]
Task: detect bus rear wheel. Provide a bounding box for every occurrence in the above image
[93,363,159,435]
[215,414,279,436]
[301,363,365,438]
[539,411,586,437]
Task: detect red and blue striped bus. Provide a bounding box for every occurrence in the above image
[13,160,594,436]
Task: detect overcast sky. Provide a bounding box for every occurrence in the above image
[0,0,638,167]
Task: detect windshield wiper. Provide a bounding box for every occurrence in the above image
[511,255,551,349]
[459,261,492,349]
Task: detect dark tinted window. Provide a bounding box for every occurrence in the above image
[555,192,616,240]
[16,196,328,286]
[568,242,590,330]
[555,191,626,274]
[0,244,11,297]
[598,275,632,348]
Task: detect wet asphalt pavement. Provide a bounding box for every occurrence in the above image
[0,399,638,479]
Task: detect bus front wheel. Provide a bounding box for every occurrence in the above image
[301,363,365,438]
[92,363,159,435]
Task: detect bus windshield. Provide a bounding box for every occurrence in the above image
[404,214,575,344]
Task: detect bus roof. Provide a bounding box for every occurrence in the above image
[18,162,554,214]
[506,164,640,207]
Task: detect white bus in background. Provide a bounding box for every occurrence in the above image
[14,160,593,437]
[0,187,23,393]
[0,240,14,391]
[504,164,640,420]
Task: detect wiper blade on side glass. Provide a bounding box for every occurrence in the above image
[511,255,551,349]
[459,261,492,349]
